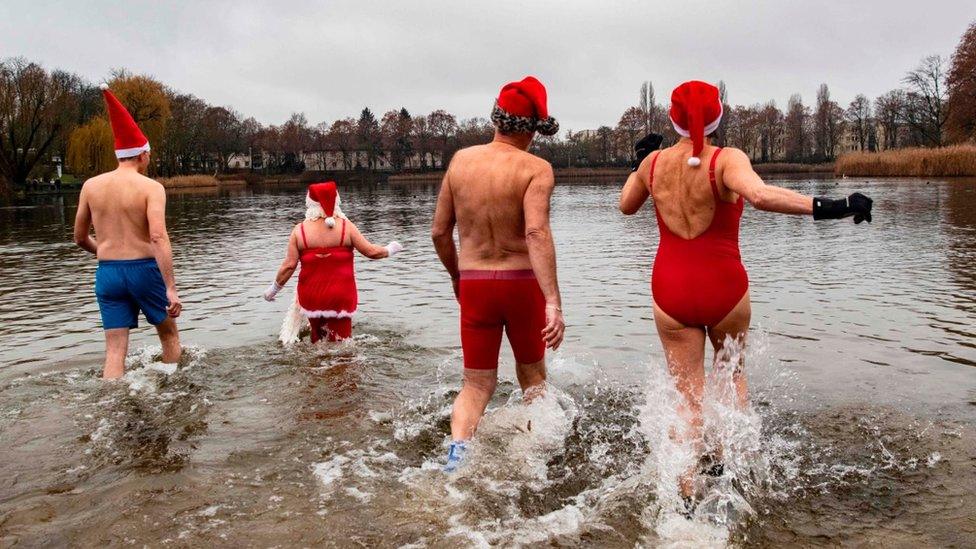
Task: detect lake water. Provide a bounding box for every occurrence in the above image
[1,177,975,546]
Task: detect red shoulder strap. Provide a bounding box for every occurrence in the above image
[647,152,661,191]
[340,219,347,246]
[299,222,308,250]
[708,148,723,199]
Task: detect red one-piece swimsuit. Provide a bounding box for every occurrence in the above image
[649,148,749,327]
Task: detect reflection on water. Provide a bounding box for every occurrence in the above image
[1,178,975,546]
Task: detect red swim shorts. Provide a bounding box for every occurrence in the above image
[459,270,547,370]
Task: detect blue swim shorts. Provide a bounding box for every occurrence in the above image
[95,258,170,330]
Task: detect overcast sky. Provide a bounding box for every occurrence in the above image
[2,1,973,132]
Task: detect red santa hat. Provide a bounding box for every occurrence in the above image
[669,81,723,167]
[491,76,559,136]
[308,181,339,227]
[100,83,151,159]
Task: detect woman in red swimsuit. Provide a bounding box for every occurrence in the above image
[263,182,403,343]
[619,81,873,500]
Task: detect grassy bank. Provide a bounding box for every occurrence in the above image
[836,145,976,177]
[158,175,246,188]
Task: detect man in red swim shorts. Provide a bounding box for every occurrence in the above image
[431,76,566,471]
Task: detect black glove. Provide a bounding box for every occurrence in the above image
[631,133,664,171]
[813,192,873,224]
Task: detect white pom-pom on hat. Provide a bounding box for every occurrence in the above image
[687,156,702,167]
[326,216,336,228]
[99,83,109,91]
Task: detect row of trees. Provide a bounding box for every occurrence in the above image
[1,21,974,191]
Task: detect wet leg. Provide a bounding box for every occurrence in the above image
[155,317,181,364]
[325,318,352,342]
[103,328,130,379]
[708,291,751,409]
[515,359,546,403]
[654,303,707,497]
[450,368,498,440]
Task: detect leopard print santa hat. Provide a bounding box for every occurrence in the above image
[490,76,559,136]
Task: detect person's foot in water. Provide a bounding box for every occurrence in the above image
[681,495,696,519]
[698,453,724,477]
[443,440,467,473]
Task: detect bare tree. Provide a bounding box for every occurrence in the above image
[902,55,949,146]
[638,81,658,135]
[846,94,873,151]
[616,106,644,162]
[427,109,458,166]
[0,58,79,190]
[784,93,810,162]
[874,90,906,150]
[758,102,783,163]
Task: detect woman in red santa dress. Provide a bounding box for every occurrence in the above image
[264,182,403,343]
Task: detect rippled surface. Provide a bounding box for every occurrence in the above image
[1,178,975,546]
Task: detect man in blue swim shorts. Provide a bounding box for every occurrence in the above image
[73,84,182,379]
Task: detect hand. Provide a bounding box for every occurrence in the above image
[813,192,873,223]
[263,281,283,302]
[632,133,664,171]
[166,287,182,318]
[385,241,404,257]
[542,303,565,350]
[849,192,873,224]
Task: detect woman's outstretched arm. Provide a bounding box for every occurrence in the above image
[722,148,873,222]
[721,148,813,215]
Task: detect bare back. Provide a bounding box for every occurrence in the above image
[650,144,740,239]
[80,169,161,260]
[445,143,551,270]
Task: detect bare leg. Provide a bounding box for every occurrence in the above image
[707,291,751,409]
[103,328,130,379]
[654,302,707,498]
[155,317,182,364]
[515,359,546,403]
[450,368,498,441]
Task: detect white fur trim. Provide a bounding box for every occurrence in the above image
[305,193,346,222]
[669,103,724,138]
[99,83,109,91]
[326,217,336,228]
[279,289,306,345]
[115,142,151,159]
[300,308,356,319]
[687,156,702,167]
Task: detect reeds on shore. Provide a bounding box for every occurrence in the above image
[157,175,245,188]
[836,145,976,177]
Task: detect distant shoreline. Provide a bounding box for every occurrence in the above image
[835,145,976,177]
[388,163,836,185]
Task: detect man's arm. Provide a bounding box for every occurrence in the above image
[524,163,565,350]
[147,184,182,317]
[722,148,813,215]
[72,185,98,254]
[431,170,460,284]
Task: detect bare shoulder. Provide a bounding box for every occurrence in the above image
[719,147,751,165]
[450,145,484,165]
[342,218,360,233]
[523,152,553,181]
[137,173,165,193]
[81,172,110,190]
